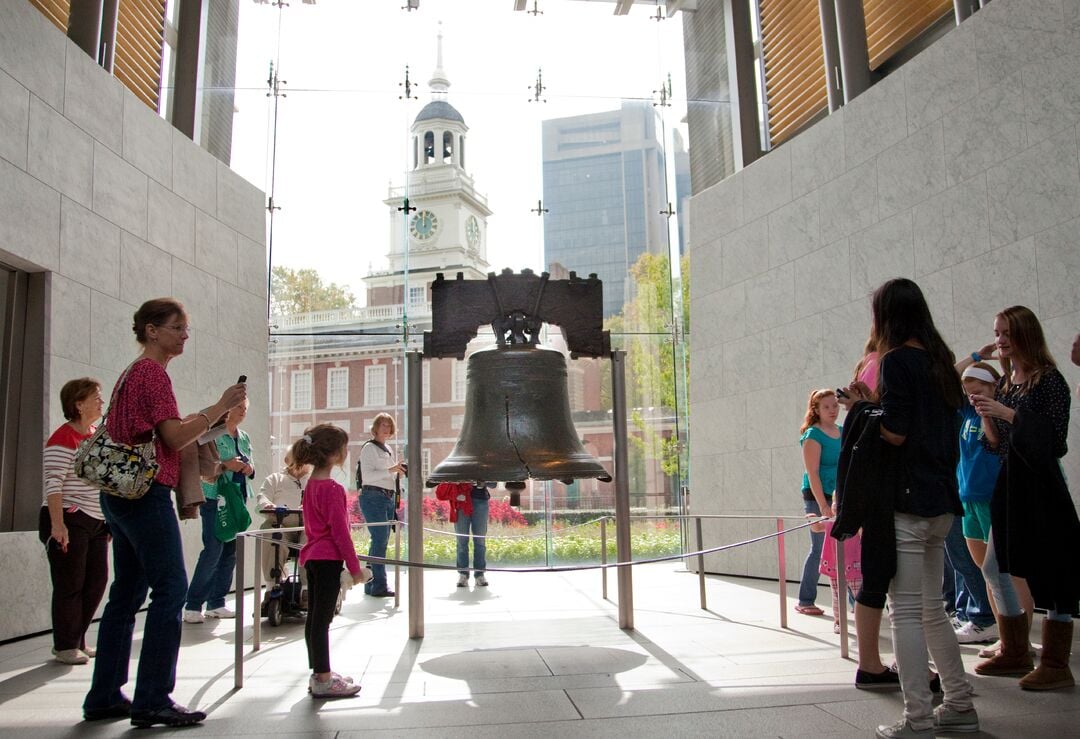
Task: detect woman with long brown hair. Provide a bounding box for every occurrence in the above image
[970,306,1078,691]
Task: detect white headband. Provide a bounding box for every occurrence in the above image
[962,366,997,384]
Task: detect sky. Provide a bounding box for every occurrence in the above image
[228,0,689,306]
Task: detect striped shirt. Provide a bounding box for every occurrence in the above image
[42,423,104,520]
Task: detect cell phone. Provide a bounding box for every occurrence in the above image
[237,375,247,384]
[836,387,849,399]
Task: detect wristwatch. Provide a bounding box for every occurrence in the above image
[971,351,981,362]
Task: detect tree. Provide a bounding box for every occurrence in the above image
[270,266,357,315]
[603,252,690,477]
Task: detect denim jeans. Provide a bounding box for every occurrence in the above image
[84,483,188,714]
[943,513,995,627]
[455,497,489,576]
[798,497,826,606]
[360,487,396,594]
[184,498,237,611]
[888,513,974,730]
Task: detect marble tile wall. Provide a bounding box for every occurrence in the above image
[0,2,268,641]
[689,0,1080,578]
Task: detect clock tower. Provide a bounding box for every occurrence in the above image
[373,27,492,308]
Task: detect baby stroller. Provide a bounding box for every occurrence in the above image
[260,507,307,627]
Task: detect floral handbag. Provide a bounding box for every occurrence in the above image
[73,363,158,500]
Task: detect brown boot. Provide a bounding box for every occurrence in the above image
[1019,619,1075,690]
[975,613,1034,676]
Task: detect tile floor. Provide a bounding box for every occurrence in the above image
[0,562,1076,737]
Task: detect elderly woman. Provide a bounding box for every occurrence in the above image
[39,378,108,665]
[257,449,311,600]
[357,412,405,598]
[82,298,245,729]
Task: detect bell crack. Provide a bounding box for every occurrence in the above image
[504,395,531,478]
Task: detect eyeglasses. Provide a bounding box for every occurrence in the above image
[156,324,192,334]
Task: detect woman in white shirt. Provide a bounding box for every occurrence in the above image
[357,413,405,597]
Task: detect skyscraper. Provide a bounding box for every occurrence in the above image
[541,102,669,319]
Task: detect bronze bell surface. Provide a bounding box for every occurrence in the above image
[427,344,612,486]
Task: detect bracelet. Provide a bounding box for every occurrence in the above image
[197,412,212,429]
[971,352,981,362]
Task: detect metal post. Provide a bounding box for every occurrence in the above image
[171,0,207,140]
[406,351,424,639]
[834,0,872,104]
[723,0,766,165]
[252,534,262,651]
[611,350,633,630]
[836,535,849,658]
[67,0,104,62]
[233,533,245,689]
[394,522,402,610]
[953,0,976,22]
[777,517,788,629]
[99,0,118,72]
[818,0,843,112]
[696,516,707,610]
[600,517,608,600]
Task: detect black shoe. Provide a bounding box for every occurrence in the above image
[130,703,206,728]
[84,697,132,721]
[929,671,941,693]
[369,589,395,598]
[855,665,901,690]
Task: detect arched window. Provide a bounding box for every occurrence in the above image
[442,131,453,164]
[459,135,465,169]
[424,131,435,164]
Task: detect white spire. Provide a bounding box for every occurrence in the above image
[429,22,451,97]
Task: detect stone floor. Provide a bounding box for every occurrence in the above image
[0,562,1077,737]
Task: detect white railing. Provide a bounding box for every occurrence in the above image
[273,302,432,331]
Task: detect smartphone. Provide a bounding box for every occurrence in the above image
[237,375,247,384]
[835,387,849,399]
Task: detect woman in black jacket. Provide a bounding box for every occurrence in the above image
[844,279,976,739]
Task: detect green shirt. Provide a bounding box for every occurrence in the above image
[201,429,254,499]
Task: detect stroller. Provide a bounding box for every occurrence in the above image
[260,507,306,626]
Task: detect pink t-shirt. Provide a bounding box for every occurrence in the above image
[300,478,362,576]
[105,358,181,486]
[857,352,880,393]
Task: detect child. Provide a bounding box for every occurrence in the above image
[819,520,862,633]
[294,424,364,699]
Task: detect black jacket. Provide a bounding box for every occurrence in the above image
[832,401,906,608]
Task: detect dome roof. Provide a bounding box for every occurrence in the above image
[414,100,465,125]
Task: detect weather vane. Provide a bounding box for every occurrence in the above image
[529,68,547,103]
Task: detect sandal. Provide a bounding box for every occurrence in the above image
[795,604,825,616]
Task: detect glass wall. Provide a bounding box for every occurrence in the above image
[222,0,691,569]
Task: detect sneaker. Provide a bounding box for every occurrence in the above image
[955,620,998,644]
[310,674,362,699]
[206,606,236,619]
[855,665,901,690]
[308,673,355,693]
[183,609,205,623]
[54,648,89,665]
[457,573,469,588]
[475,574,488,587]
[933,705,979,733]
[875,719,934,738]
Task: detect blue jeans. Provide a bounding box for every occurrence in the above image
[84,483,188,713]
[360,487,395,594]
[942,513,994,627]
[184,498,236,611]
[799,497,826,606]
[455,497,489,576]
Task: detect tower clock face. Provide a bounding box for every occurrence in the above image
[410,210,439,241]
[465,215,481,249]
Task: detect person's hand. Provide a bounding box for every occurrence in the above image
[970,393,1013,422]
[976,342,997,361]
[217,383,247,414]
[50,522,69,553]
[821,502,835,519]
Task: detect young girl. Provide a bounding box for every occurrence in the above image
[796,389,842,617]
[294,424,364,699]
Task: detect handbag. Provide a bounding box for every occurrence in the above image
[213,476,252,543]
[73,362,159,500]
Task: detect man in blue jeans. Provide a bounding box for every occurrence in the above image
[943,514,998,643]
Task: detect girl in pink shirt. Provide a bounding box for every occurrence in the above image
[295,424,364,699]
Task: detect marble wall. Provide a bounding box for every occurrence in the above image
[689,0,1080,579]
[0,3,268,641]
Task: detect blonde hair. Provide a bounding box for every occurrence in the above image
[370,412,396,436]
[800,388,836,434]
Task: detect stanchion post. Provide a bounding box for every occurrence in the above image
[406,351,424,639]
[611,350,633,630]
[234,533,245,689]
[836,535,849,659]
[394,521,402,610]
[696,516,707,610]
[252,534,262,651]
[600,517,608,600]
[777,517,787,629]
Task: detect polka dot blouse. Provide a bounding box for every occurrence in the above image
[991,367,1071,459]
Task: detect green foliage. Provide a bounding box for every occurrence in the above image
[271,266,357,315]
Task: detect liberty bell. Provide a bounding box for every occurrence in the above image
[424,269,613,488]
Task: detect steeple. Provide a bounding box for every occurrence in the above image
[428,22,450,98]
